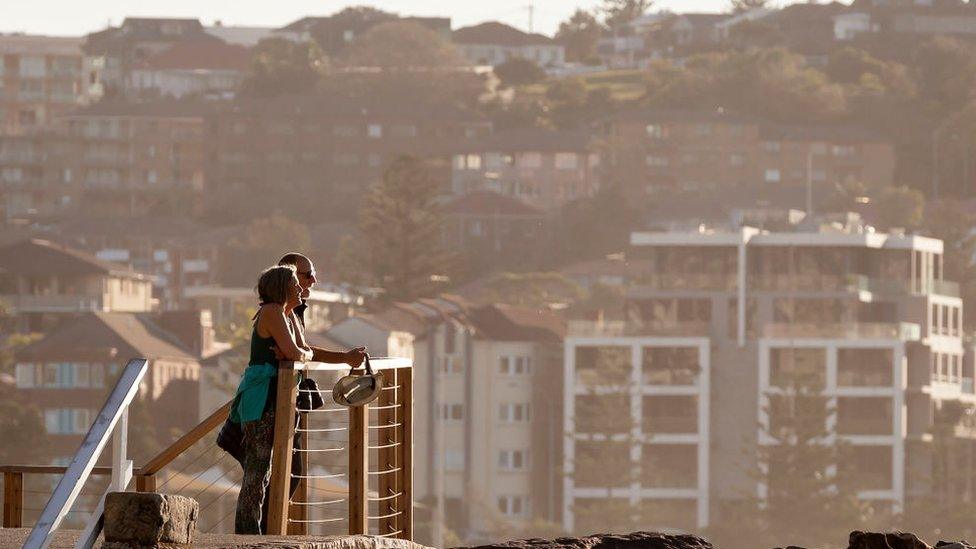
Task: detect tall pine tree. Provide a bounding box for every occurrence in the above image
[338,156,454,303]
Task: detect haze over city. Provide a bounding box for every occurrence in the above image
[4,0,976,547]
[4,0,731,36]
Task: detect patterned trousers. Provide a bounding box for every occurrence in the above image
[234,408,304,535]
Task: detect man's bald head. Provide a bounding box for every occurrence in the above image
[279,253,316,298]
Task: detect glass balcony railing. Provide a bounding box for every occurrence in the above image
[568,320,710,338]
[631,273,737,292]
[749,274,960,297]
[762,322,921,341]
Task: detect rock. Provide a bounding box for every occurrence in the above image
[103,492,199,547]
[849,531,931,549]
[455,531,714,549]
[935,542,975,549]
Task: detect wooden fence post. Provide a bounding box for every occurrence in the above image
[135,474,156,493]
[398,367,414,541]
[348,399,369,535]
[267,362,298,535]
[3,472,23,528]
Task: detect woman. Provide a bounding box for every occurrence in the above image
[232,264,313,534]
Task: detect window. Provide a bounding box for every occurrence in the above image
[367,124,383,138]
[763,141,781,153]
[440,356,463,374]
[498,356,532,375]
[499,403,531,422]
[16,363,35,388]
[45,409,93,434]
[696,123,711,136]
[440,403,464,421]
[729,154,745,166]
[811,169,827,182]
[332,125,359,137]
[832,145,856,157]
[390,125,417,138]
[367,154,382,168]
[765,169,781,183]
[498,449,529,471]
[19,56,46,78]
[519,153,542,169]
[645,155,669,167]
[19,80,44,101]
[146,171,158,184]
[646,124,666,139]
[554,153,578,170]
[497,495,529,517]
[443,450,464,471]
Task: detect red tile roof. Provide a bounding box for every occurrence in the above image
[140,40,251,71]
[467,303,565,342]
[0,238,147,279]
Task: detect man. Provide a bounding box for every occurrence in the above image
[277,252,366,365]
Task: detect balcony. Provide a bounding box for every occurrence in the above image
[631,273,737,292]
[0,293,103,313]
[762,322,921,341]
[568,320,710,338]
[750,274,961,298]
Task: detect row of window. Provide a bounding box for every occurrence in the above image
[931,352,964,385]
[44,408,94,434]
[643,124,859,158]
[0,55,79,77]
[16,362,110,389]
[230,122,420,139]
[436,355,534,376]
[930,302,962,337]
[219,151,385,168]
[454,152,582,171]
[439,403,532,422]
[440,449,531,472]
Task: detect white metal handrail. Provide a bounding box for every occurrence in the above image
[24,358,149,549]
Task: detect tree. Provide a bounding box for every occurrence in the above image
[730,0,770,12]
[548,185,639,266]
[308,6,398,56]
[570,346,641,534]
[241,38,328,97]
[601,0,654,28]
[337,156,455,302]
[556,9,604,63]
[710,368,873,549]
[874,185,925,231]
[0,383,49,464]
[219,211,312,287]
[325,21,481,105]
[494,57,546,88]
[464,272,585,308]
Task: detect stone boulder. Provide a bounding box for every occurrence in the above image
[456,531,714,549]
[848,531,936,549]
[103,492,199,547]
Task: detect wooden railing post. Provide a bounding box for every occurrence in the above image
[135,474,156,493]
[3,471,23,528]
[267,362,298,536]
[398,367,414,540]
[349,399,369,535]
[377,371,398,536]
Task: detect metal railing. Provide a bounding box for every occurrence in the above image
[21,358,148,549]
[3,358,415,542]
[762,322,921,341]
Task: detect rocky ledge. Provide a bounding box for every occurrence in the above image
[456,531,714,549]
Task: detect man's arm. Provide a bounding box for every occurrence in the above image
[311,345,366,367]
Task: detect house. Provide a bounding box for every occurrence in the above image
[0,34,93,134]
[453,22,565,68]
[449,128,599,212]
[82,18,222,96]
[127,40,251,98]
[835,2,976,40]
[13,311,203,464]
[0,238,154,330]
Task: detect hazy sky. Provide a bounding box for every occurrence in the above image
[3,0,733,38]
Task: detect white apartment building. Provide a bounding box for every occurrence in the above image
[561,219,973,532]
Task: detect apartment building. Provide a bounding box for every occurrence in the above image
[0,34,92,134]
[0,128,75,222]
[127,40,250,99]
[412,302,565,541]
[208,94,491,222]
[0,238,154,331]
[449,128,600,212]
[60,100,210,218]
[561,215,971,533]
[602,109,895,204]
[452,22,565,68]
